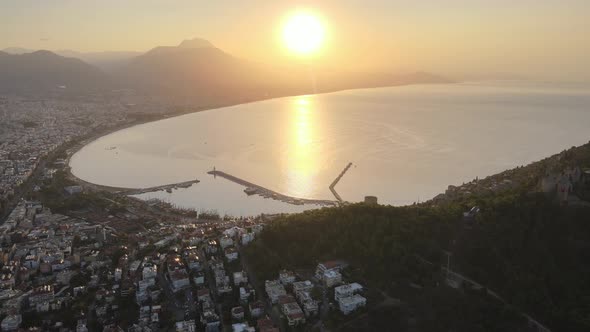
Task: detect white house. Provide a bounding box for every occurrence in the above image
[142,264,157,280]
[323,270,342,287]
[315,261,342,280]
[220,236,234,249]
[338,294,366,315]
[334,283,363,301]
[170,270,190,291]
[279,270,296,285]
[241,232,255,245]
[265,280,286,304]
[225,247,239,262]
[233,271,248,286]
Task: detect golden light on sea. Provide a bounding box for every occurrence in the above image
[285,96,318,197]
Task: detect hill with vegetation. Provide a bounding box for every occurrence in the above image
[244,142,590,331]
[0,50,111,94]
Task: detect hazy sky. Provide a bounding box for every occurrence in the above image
[1,0,589,81]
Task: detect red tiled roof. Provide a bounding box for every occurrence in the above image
[321,261,340,269]
[278,295,296,305]
[257,318,273,328]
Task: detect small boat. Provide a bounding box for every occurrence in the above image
[166,188,172,193]
[244,187,257,195]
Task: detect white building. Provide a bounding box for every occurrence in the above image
[315,261,342,280]
[170,270,190,291]
[338,294,366,315]
[323,270,342,287]
[241,232,255,245]
[225,247,239,262]
[233,271,247,286]
[279,270,296,285]
[175,320,196,332]
[300,292,319,317]
[219,235,234,249]
[265,280,287,304]
[232,322,255,332]
[64,185,83,195]
[293,280,314,300]
[334,283,363,301]
[114,268,122,282]
[142,264,157,280]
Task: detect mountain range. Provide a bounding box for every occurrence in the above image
[0,50,111,94]
[0,38,452,103]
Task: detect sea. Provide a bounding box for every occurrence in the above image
[69,81,590,216]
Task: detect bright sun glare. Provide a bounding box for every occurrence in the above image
[283,12,325,55]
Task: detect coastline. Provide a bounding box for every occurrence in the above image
[65,81,453,195]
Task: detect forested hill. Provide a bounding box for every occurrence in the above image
[244,142,590,331]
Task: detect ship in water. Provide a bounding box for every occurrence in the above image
[244,187,257,195]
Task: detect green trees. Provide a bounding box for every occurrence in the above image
[244,190,590,331]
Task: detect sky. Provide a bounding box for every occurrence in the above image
[1,0,589,81]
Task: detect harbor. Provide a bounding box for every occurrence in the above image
[207,169,338,207]
[68,171,200,196]
[123,179,201,195]
[330,162,353,203]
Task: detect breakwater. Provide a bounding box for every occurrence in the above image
[207,170,337,207]
[330,162,353,203]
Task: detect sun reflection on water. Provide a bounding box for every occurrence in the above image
[285,96,318,198]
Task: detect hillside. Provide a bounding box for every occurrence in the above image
[244,143,590,331]
[0,50,111,94]
[2,47,141,71]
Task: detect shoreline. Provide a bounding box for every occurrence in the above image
[66,82,452,197]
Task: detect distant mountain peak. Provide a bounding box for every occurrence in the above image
[30,50,58,57]
[2,47,35,54]
[178,38,215,49]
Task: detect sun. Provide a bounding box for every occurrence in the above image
[283,12,325,56]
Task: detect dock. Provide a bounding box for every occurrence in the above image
[123,179,200,195]
[208,170,337,207]
[329,162,353,203]
[72,177,201,196]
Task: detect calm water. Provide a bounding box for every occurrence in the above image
[70,82,590,216]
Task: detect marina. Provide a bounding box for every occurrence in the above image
[69,83,590,215]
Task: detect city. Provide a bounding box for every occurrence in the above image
[1,1,590,331]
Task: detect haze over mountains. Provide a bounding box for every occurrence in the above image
[2,47,141,72]
[0,50,111,94]
[0,38,451,104]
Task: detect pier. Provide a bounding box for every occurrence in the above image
[70,175,200,196]
[208,170,337,207]
[330,162,353,203]
[123,179,200,195]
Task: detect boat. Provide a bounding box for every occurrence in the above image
[166,188,172,193]
[244,187,257,195]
